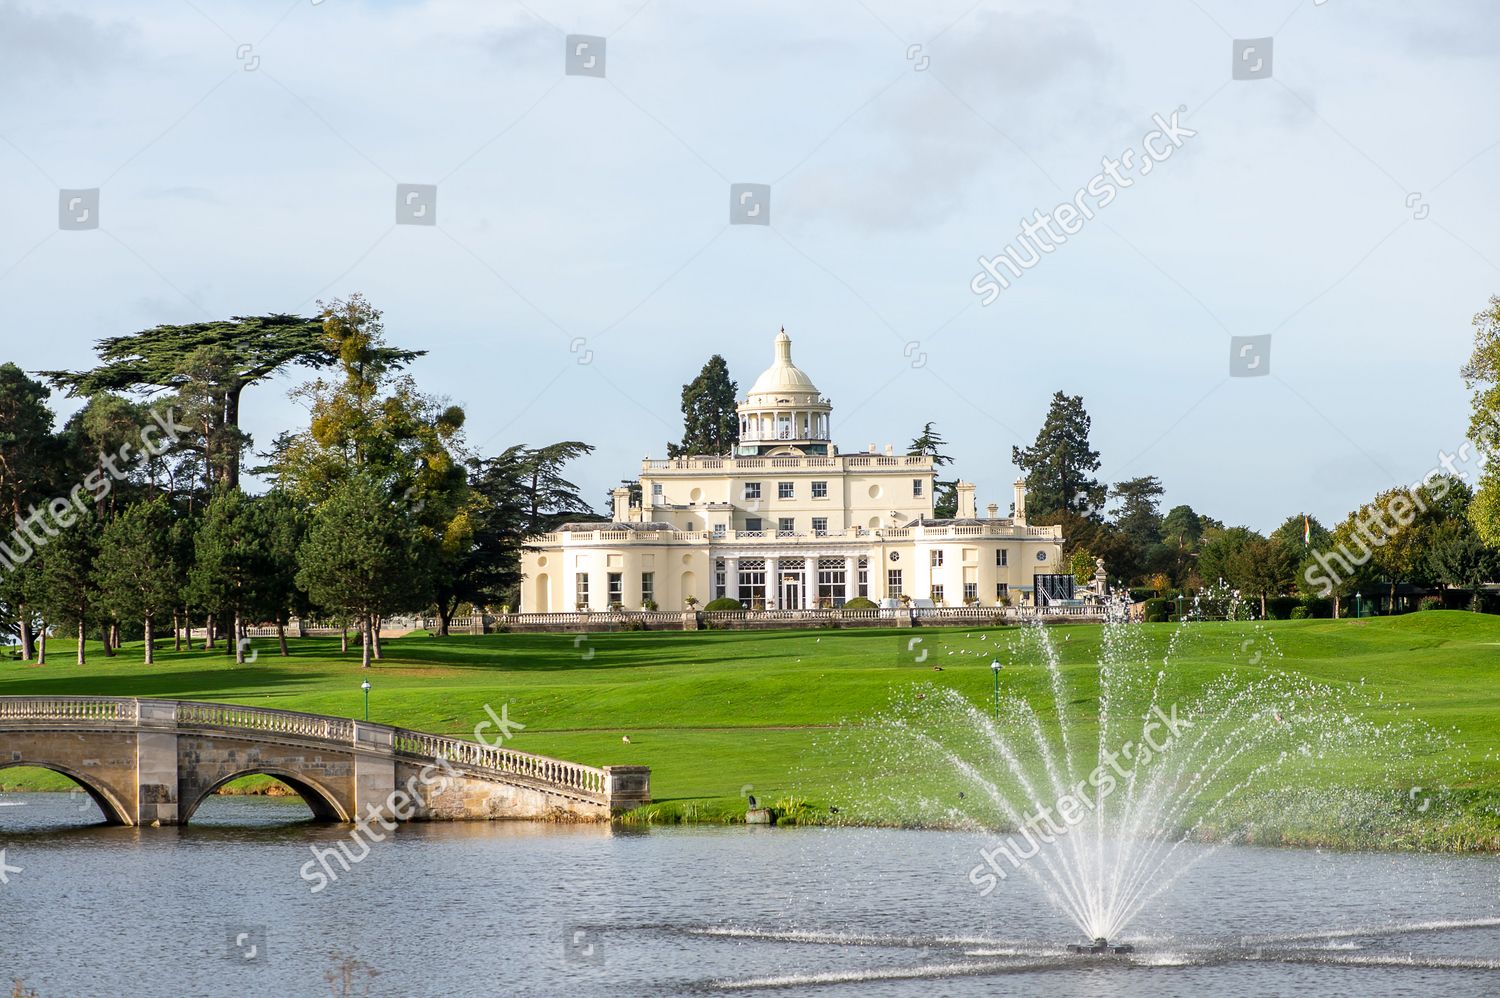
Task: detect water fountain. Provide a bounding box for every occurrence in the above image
[846,585,1455,954]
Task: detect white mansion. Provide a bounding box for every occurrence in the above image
[519,330,1065,613]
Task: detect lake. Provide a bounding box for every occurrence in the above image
[1,793,1497,996]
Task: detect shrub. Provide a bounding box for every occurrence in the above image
[1266,596,1301,620]
[842,596,877,609]
[1147,611,1168,623]
[1143,597,1171,619]
[1129,587,1157,603]
[703,597,744,612]
[1300,596,1333,618]
[1288,606,1310,620]
[1419,597,1445,611]
[642,599,658,612]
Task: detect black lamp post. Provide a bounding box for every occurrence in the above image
[990,660,1002,720]
[361,679,371,721]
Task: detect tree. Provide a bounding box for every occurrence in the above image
[1012,392,1105,521]
[1108,475,1166,583]
[44,313,421,490]
[1366,477,1471,611]
[667,355,739,457]
[95,497,180,664]
[1160,504,1204,586]
[189,489,263,664]
[507,442,597,532]
[1069,547,1098,586]
[1424,519,1500,610]
[273,295,453,501]
[1235,536,1297,618]
[1197,526,1258,593]
[26,506,101,665]
[297,475,426,667]
[250,491,309,656]
[1463,294,1500,545]
[0,363,59,660]
[908,422,957,518]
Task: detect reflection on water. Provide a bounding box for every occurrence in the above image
[1,792,1497,997]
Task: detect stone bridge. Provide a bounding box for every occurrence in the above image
[0,697,650,826]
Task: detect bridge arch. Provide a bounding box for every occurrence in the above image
[0,761,133,825]
[180,768,351,825]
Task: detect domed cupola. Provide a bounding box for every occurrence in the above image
[736,328,832,456]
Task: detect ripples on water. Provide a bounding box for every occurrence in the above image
[1,793,1497,997]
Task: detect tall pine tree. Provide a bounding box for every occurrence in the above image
[668,355,739,457]
[1012,392,1105,521]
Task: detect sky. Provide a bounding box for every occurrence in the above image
[1,0,1497,532]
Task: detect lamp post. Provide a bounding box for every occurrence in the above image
[361,680,371,721]
[1175,593,1184,621]
[990,660,1002,720]
[1354,592,1362,619]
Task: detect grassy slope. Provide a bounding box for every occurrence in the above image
[2,613,1498,842]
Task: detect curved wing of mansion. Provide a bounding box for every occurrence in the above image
[520,330,1064,612]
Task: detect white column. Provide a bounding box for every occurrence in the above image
[844,555,857,604]
[803,558,814,609]
[766,556,778,609]
[724,555,739,603]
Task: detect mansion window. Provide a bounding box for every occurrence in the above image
[811,517,828,535]
[778,481,794,499]
[996,582,1009,600]
[738,558,767,605]
[858,557,869,597]
[887,569,903,597]
[817,558,846,606]
[931,584,945,604]
[607,572,624,607]
[745,517,763,532]
[651,482,663,500]
[744,482,761,500]
[811,480,828,498]
[714,559,726,599]
[575,573,589,608]
[930,549,944,568]
[964,582,978,602]
[913,479,924,497]
[712,523,726,536]
[777,517,796,535]
[641,572,654,606]
[997,549,1008,566]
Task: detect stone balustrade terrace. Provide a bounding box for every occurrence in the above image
[533,521,1061,546]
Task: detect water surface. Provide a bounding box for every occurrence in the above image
[1,793,1497,996]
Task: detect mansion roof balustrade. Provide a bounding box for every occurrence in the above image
[533,521,1062,546]
[642,453,934,473]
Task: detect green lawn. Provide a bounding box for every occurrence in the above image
[3,612,1499,845]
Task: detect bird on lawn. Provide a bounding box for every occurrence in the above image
[621,735,631,744]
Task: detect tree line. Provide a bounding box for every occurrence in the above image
[0,295,598,667]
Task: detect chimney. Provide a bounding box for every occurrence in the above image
[1013,478,1028,526]
[986,503,1000,520]
[884,443,894,456]
[869,442,877,454]
[612,487,632,522]
[956,481,976,519]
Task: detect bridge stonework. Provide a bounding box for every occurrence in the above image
[0,698,648,827]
